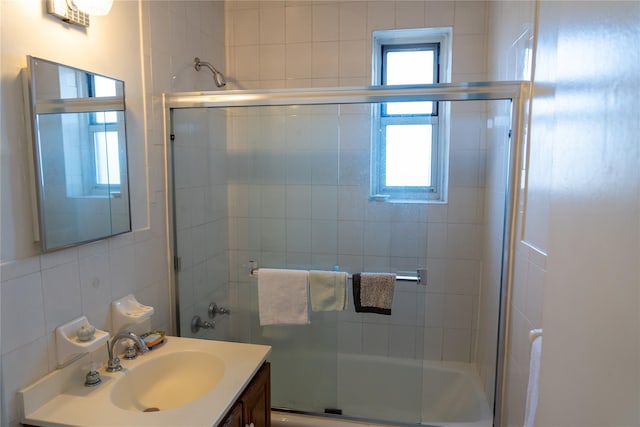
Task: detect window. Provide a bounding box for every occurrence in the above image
[90,74,121,188]
[371,28,451,202]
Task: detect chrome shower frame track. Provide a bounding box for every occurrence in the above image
[162,81,532,427]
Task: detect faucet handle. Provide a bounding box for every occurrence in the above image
[208,302,230,319]
[84,362,102,387]
[107,355,122,372]
[123,344,138,360]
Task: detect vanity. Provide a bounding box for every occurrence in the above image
[20,336,271,427]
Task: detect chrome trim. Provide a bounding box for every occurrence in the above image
[35,96,124,114]
[164,81,526,109]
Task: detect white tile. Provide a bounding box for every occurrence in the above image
[443,328,471,362]
[391,221,421,258]
[390,290,418,326]
[0,257,41,282]
[309,115,340,153]
[427,222,447,258]
[234,45,261,81]
[260,218,286,252]
[79,253,113,331]
[259,7,285,44]
[285,151,312,185]
[425,2,454,27]
[362,322,389,356]
[444,294,473,329]
[395,2,425,29]
[260,185,286,218]
[40,247,78,270]
[364,200,393,222]
[286,185,312,219]
[260,44,286,80]
[339,40,367,79]
[448,187,483,224]
[2,336,48,423]
[233,8,260,45]
[425,293,444,327]
[452,34,486,76]
[367,2,395,33]
[1,272,45,354]
[450,150,481,187]
[338,186,366,221]
[339,2,366,41]
[41,260,82,333]
[338,220,364,255]
[338,149,368,186]
[423,327,443,360]
[453,2,487,35]
[311,220,338,254]
[338,321,363,354]
[444,259,481,295]
[311,41,340,79]
[311,151,339,185]
[312,3,339,42]
[311,186,338,220]
[389,324,417,359]
[285,42,312,79]
[286,219,312,253]
[363,221,391,257]
[285,5,311,43]
[446,223,481,260]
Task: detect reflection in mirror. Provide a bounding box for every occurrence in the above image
[25,56,131,252]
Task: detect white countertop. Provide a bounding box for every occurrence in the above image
[20,336,271,427]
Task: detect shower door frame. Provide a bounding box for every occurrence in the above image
[163,81,532,427]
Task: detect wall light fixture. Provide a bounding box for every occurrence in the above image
[47,0,113,27]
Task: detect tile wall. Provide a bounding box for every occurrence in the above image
[224,0,492,369]
[0,1,225,425]
[485,2,543,426]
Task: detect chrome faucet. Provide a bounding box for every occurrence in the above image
[106,331,149,372]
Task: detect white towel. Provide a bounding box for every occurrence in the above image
[524,333,542,427]
[258,268,310,326]
[309,270,348,311]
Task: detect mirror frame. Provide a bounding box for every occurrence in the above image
[24,55,132,252]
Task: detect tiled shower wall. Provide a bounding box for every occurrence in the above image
[485,2,543,426]
[225,0,492,365]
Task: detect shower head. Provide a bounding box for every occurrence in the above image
[194,57,226,88]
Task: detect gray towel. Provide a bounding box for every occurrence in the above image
[353,273,396,315]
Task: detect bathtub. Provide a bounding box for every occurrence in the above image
[271,354,492,427]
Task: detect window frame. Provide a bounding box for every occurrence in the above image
[371,28,452,203]
[87,74,122,193]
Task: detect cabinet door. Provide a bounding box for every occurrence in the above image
[219,402,243,427]
[242,363,271,427]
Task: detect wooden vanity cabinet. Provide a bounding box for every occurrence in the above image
[219,362,271,427]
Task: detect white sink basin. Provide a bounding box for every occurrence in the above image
[110,350,225,412]
[20,336,270,427]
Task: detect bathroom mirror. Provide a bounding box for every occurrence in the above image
[25,56,131,252]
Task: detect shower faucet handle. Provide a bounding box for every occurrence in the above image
[190,315,215,334]
[208,302,230,319]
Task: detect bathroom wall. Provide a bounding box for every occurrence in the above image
[0,1,224,426]
[532,2,640,425]
[224,0,492,371]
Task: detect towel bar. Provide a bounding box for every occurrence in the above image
[249,266,426,285]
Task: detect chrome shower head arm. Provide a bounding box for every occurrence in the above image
[194,57,226,88]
